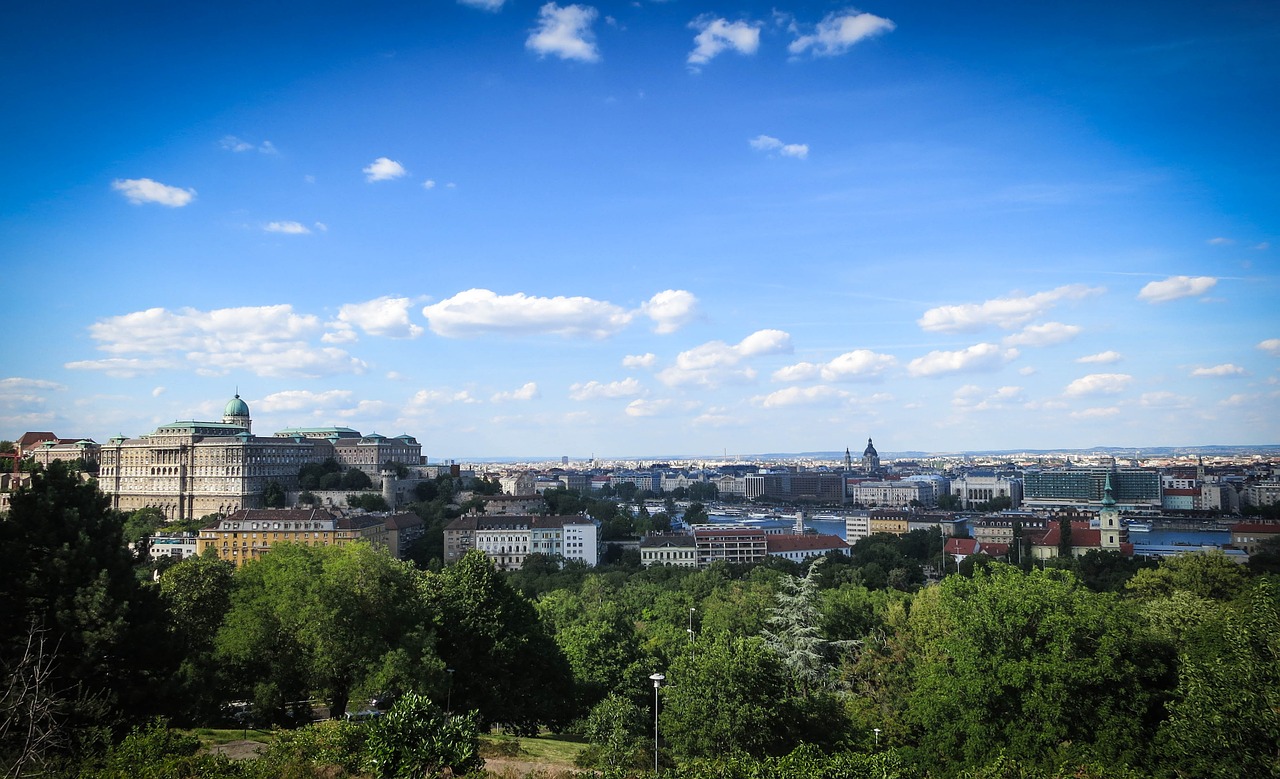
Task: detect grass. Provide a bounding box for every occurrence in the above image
[185,727,274,747]
[479,733,586,767]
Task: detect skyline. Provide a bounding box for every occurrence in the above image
[2,1,1278,459]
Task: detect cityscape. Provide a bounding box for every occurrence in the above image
[3,0,1278,776]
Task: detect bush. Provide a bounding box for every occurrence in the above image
[259,720,369,775]
[364,692,484,779]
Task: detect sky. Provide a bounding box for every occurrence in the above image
[1,0,1278,460]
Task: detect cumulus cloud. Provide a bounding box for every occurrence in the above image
[458,0,505,10]
[658,329,792,388]
[527,3,600,62]
[0,377,66,392]
[773,349,897,383]
[363,157,407,182]
[752,385,847,408]
[1002,322,1081,347]
[264,221,311,234]
[952,384,1024,412]
[151,386,166,397]
[1077,350,1122,364]
[688,17,760,67]
[421,289,632,338]
[788,10,895,57]
[71,305,367,378]
[623,353,657,369]
[907,343,1018,377]
[112,178,195,207]
[492,382,540,402]
[337,296,424,339]
[256,389,355,413]
[748,135,809,159]
[625,398,674,417]
[569,378,643,401]
[1137,275,1217,303]
[1257,338,1280,356]
[641,289,699,334]
[1070,407,1121,420]
[1063,373,1132,397]
[1191,364,1246,377]
[918,285,1103,333]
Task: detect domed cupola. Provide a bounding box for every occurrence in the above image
[223,393,252,433]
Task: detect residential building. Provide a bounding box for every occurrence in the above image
[195,508,390,567]
[147,533,199,561]
[1022,467,1160,511]
[844,512,871,542]
[443,514,600,568]
[640,534,698,568]
[1231,522,1280,555]
[849,479,931,508]
[693,527,767,566]
[479,494,546,516]
[766,534,849,563]
[869,509,910,536]
[383,512,425,559]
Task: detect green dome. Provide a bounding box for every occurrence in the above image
[224,394,250,417]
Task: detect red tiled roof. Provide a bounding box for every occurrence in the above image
[945,538,978,555]
[1231,523,1280,534]
[982,542,1010,557]
[767,534,848,553]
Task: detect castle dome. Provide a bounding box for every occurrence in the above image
[224,394,250,418]
[863,438,878,457]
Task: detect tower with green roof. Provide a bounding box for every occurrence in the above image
[1099,472,1122,551]
[223,393,251,433]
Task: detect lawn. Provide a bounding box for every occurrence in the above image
[185,727,274,748]
[480,733,586,767]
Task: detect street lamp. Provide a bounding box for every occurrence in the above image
[873,727,880,748]
[649,672,665,773]
[687,607,697,660]
[446,668,455,713]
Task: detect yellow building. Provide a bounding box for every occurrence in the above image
[869,509,910,535]
[196,508,389,567]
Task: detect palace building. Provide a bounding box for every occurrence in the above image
[97,393,421,520]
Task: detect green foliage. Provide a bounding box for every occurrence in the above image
[671,743,916,779]
[1124,551,1250,601]
[902,565,1172,772]
[422,551,575,733]
[683,502,708,525]
[364,692,483,779]
[263,480,286,508]
[79,719,242,779]
[1156,578,1280,779]
[348,493,391,512]
[341,468,373,491]
[579,693,648,774]
[297,458,343,491]
[259,719,369,776]
[159,554,236,723]
[122,507,167,545]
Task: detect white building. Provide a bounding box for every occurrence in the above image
[949,472,1023,509]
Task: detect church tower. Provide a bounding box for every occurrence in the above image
[1099,472,1122,552]
[862,438,880,474]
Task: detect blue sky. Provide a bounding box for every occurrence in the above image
[2,0,1277,459]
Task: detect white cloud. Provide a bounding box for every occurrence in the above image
[907,343,1018,377]
[1191,364,1246,378]
[363,157,407,182]
[421,289,632,338]
[918,285,1103,333]
[1139,391,1192,408]
[749,135,809,159]
[1002,322,1081,347]
[1257,338,1280,356]
[220,135,276,154]
[774,349,897,382]
[407,388,481,411]
[256,389,354,413]
[492,382,540,402]
[658,329,792,388]
[1207,237,1233,245]
[1137,275,1217,303]
[952,385,1024,412]
[73,305,367,378]
[625,398,674,417]
[693,406,738,427]
[337,296,424,339]
[0,377,66,392]
[112,178,195,207]
[1064,373,1132,397]
[622,353,656,369]
[527,3,600,62]
[569,378,643,401]
[1070,407,1121,420]
[752,385,846,408]
[459,0,505,10]
[422,179,436,189]
[1077,350,1122,364]
[688,17,760,67]
[641,289,699,334]
[151,386,165,397]
[264,221,311,234]
[788,10,895,57]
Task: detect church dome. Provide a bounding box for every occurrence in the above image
[224,394,250,418]
[863,438,878,457]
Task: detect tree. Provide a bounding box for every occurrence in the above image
[341,468,373,491]
[121,506,167,547]
[1057,515,1073,557]
[262,480,286,508]
[580,694,648,775]
[1125,551,1250,602]
[0,461,169,742]
[157,555,236,723]
[683,502,708,525]
[364,692,483,779]
[419,551,574,733]
[216,543,439,722]
[762,561,832,694]
[902,565,1172,772]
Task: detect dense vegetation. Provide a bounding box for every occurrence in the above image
[2,461,1278,778]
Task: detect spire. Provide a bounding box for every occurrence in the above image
[1102,472,1116,506]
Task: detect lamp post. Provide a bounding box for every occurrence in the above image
[649,672,665,773]
[446,668,455,713]
[687,607,696,660]
[873,727,880,748]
